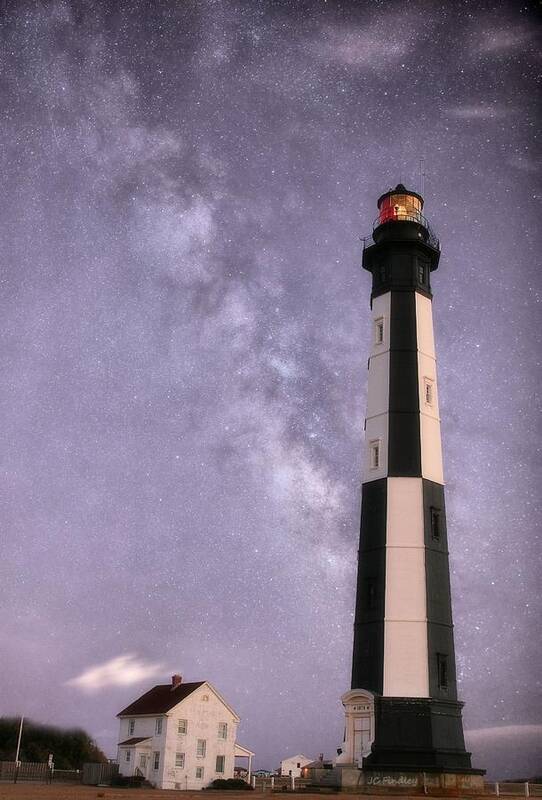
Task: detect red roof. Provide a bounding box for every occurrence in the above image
[117,681,205,716]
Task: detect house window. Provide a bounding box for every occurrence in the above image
[153,752,160,771]
[216,755,225,773]
[125,750,131,762]
[175,752,185,768]
[155,718,163,735]
[297,763,301,769]
[178,719,188,735]
[369,440,381,470]
[196,767,205,779]
[374,317,384,344]
[196,739,207,757]
[218,722,228,740]
[437,653,449,690]
[424,378,434,406]
[128,719,135,736]
[430,507,441,541]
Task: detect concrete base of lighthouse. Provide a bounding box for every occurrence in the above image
[308,766,485,793]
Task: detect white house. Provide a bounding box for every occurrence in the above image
[279,754,312,777]
[116,674,254,790]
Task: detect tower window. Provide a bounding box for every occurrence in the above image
[430,507,441,541]
[367,579,377,610]
[437,653,449,690]
[379,264,387,283]
[418,263,426,284]
[374,317,384,344]
[369,440,381,470]
[424,378,434,406]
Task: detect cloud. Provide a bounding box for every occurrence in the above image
[447,104,511,120]
[66,654,163,692]
[507,154,541,174]
[465,724,542,741]
[476,27,536,54]
[312,20,413,69]
[464,724,542,779]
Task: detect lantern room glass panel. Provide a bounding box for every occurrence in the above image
[379,193,422,225]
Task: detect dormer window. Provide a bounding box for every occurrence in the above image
[374,318,384,345]
[155,718,163,735]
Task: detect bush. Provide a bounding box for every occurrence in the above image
[209,778,253,790]
[111,774,148,788]
[0,718,107,769]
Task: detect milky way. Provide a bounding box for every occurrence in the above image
[0,0,540,778]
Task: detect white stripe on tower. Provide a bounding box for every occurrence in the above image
[416,292,444,485]
[364,291,390,483]
[383,477,428,696]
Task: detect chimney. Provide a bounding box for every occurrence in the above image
[171,674,182,689]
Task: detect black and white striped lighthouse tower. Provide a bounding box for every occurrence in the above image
[338,185,483,782]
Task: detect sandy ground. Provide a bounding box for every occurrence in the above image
[0,788,227,800]
[0,787,230,800]
[0,787,492,800]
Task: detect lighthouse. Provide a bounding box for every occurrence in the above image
[334,186,484,788]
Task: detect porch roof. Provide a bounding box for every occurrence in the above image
[234,743,255,757]
[117,737,152,747]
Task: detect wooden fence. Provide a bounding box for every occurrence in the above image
[485,784,542,797]
[0,761,118,785]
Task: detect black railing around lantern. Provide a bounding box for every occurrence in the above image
[368,210,440,251]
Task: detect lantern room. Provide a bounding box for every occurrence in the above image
[377,183,423,226]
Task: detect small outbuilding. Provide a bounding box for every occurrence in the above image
[279,753,313,777]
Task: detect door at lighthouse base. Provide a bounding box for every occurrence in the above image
[337,688,375,766]
[354,715,372,760]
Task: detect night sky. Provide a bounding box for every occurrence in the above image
[1,0,540,778]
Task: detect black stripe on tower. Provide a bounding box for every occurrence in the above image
[423,479,458,701]
[351,478,386,694]
[388,291,420,476]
